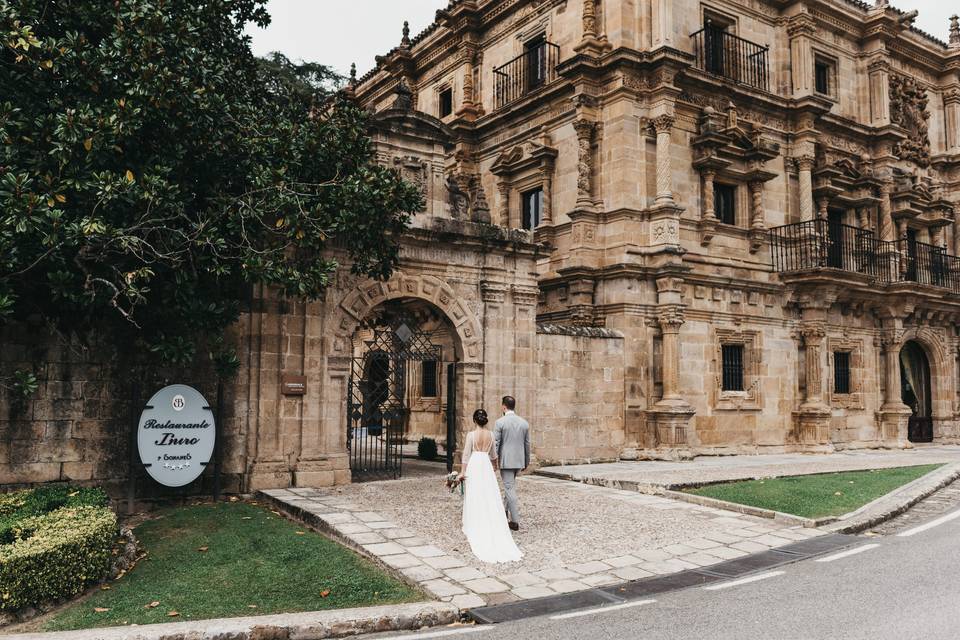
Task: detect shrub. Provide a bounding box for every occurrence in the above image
[0,506,117,612]
[0,486,108,545]
[417,437,438,461]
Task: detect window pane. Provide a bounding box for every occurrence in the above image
[439,88,453,118]
[421,360,438,398]
[815,63,830,95]
[722,344,744,392]
[834,352,851,395]
[522,188,543,230]
[715,184,736,226]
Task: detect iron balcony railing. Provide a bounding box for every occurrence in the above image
[691,25,770,92]
[493,40,561,109]
[769,220,960,294]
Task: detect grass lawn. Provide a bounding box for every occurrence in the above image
[684,464,944,520]
[44,501,421,631]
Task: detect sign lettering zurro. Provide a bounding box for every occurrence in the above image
[137,385,216,487]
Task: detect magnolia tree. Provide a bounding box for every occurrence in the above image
[0,0,420,387]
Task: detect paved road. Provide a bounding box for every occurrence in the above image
[363,489,960,640]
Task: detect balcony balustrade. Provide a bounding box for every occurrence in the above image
[769,220,960,294]
[493,40,561,110]
[691,25,770,92]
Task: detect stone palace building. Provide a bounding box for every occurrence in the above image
[3,0,960,492]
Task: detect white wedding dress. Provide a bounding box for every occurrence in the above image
[461,430,523,563]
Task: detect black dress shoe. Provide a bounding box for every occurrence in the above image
[508,521,519,531]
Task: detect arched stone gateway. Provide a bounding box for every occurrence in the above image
[332,273,485,481]
[900,339,934,443]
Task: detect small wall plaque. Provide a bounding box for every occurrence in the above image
[282,375,307,396]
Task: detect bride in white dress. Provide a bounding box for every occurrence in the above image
[461,409,523,563]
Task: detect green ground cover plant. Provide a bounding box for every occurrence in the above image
[685,464,944,519]
[44,501,421,631]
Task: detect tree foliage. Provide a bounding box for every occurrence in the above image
[0,0,420,372]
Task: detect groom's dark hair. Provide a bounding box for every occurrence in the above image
[502,396,516,411]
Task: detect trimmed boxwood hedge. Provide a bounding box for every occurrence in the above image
[0,486,108,545]
[0,488,116,612]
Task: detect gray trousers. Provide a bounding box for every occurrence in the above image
[500,469,520,524]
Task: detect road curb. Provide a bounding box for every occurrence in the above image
[662,490,825,528]
[1,602,460,640]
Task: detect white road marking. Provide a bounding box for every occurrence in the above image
[815,543,881,563]
[549,599,657,620]
[897,508,960,538]
[376,626,492,640]
[703,570,785,591]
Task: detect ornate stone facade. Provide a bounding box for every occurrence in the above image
[4,0,960,492]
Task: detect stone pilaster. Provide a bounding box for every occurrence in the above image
[945,89,960,154]
[868,58,892,127]
[792,294,834,453]
[788,12,817,98]
[748,181,766,253]
[797,155,816,222]
[651,0,674,48]
[878,318,913,448]
[645,277,694,459]
[456,44,481,120]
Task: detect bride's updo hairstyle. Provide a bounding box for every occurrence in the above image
[473,409,488,427]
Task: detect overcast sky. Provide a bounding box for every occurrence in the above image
[248,1,956,77]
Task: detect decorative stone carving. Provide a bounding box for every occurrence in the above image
[391,79,413,111]
[446,174,469,219]
[573,119,596,208]
[393,156,428,207]
[889,74,931,167]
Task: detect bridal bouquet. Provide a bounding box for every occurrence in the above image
[445,472,464,496]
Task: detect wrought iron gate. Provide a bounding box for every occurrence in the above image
[347,316,446,480]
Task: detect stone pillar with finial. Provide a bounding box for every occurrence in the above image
[342,63,358,100]
[950,15,960,48]
[401,20,411,48]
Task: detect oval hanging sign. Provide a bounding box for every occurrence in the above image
[138,384,215,487]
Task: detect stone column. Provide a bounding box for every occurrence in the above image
[793,299,834,452]
[457,46,478,118]
[645,277,695,459]
[702,170,718,222]
[879,319,912,448]
[542,165,554,226]
[497,179,511,228]
[797,155,816,222]
[573,119,596,210]
[652,115,675,206]
[750,182,766,230]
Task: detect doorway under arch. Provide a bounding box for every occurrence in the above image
[347,299,460,480]
[900,340,933,443]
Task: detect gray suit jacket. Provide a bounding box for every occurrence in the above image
[494,412,530,470]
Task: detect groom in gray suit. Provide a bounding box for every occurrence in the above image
[494,395,530,531]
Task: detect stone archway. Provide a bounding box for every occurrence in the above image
[898,328,952,443]
[326,272,486,482]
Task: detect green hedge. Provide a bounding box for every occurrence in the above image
[0,505,117,611]
[0,486,108,545]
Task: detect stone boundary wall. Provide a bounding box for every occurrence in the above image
[0,323,242,497]
[531,325,625,465]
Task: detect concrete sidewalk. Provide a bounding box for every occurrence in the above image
[536,446,960,493]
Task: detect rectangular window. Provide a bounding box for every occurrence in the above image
[815,61,830,95]
[421,360,438,398]
[522,187,544,230]
[438,87,453,118]
[834,352,851,395]
[715,183,737,226]
[721,344,745,392]
[524,35,547,90]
